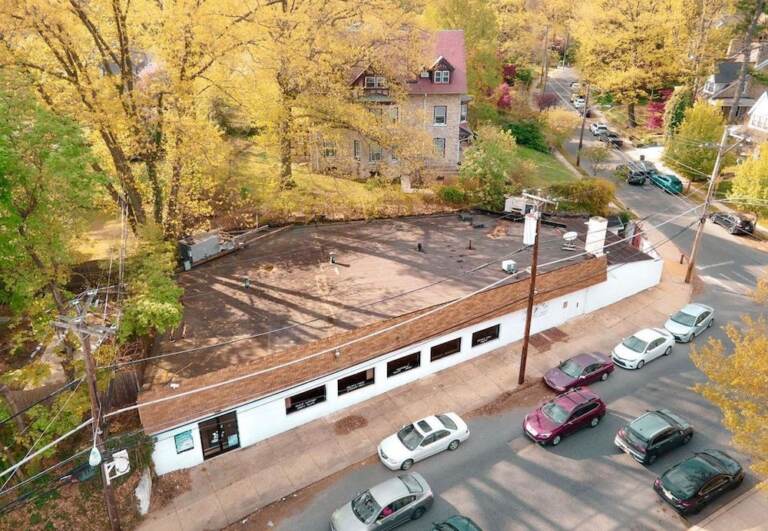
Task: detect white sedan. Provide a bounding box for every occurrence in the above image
[611,328,674,370]
[377,413,469,471]
[664,303,715,343]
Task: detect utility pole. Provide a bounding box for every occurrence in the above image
[518,193,556,385]
[55,292,121,531]
[576,83,591,167]
[540,25,550,91]
[683,0,762,284]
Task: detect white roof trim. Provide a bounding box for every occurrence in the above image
[748,91,768,116]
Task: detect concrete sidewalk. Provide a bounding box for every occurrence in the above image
[690,483,768,531]
[139,235,692,531]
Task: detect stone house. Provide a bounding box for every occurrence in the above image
[311,30,472,182]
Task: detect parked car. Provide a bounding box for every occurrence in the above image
[664,303,715,343]
[523,387,606,446]
[626,170,647,186]
[378,413,469,471]
[543,352,614,392]
[611,328,674,370]
[431,515,483,531]
[599,131,623,148]
[331,473,433,530]
[649,172,684,194]
[615,409,693,464]
[572,96,586,109]
[570,81,581,91]
[710,212,755,235]
[590,123,609,136]
[654,450,743,515]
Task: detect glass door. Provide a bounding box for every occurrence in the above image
[199,412,240,459]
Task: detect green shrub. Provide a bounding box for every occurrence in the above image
[438,185,467,205]
[502,119,548,153]
[548,178,616,216]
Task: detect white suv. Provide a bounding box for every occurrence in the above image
[590,123,609,136]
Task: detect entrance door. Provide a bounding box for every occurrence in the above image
[200,412,240,459]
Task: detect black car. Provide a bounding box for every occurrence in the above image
[654,450,743,515]
[626,170,647,186]
[599,132,623,148]
[614,409,693,464]
[432,515,482,531]
[710,212,755,235]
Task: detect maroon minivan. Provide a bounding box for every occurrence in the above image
[523,387,607,446]
[543,352,614,392]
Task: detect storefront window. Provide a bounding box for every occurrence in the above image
[472,324,500,346]
[338,368,375,396]
[285,385,327,414]
[387,352,421,377]
[430,337,461,362]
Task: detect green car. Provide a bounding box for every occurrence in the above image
[432,515,482,531]
[649,172,684,195]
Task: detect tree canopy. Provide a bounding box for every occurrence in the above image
[664,101,730,181]
[730,143,768,217]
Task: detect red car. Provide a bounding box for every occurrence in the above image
[523,387,606,446]
[543,352,614,392]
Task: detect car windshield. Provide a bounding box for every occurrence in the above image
[558,359,583,378]
[351,490,381,523]
[399,474,424,494]
[625,426,649,447]
[662,457,718,500]
[541,402,570,424]
[622,336,647,353]
[437,414,457,430]
[670,311,697,327]
[397,424,423,451]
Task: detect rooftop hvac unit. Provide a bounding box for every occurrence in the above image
[420,70,430,78]
[501,260,517,274]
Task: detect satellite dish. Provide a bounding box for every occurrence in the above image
[563,231,578,242]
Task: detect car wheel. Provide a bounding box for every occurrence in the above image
[411,507,426,520]
[636,360,645,369]
[708,319,713,328]
[647,453,657,465]
[590,416,600,428]
[664,346,672,356]
[551,435,562,446]
[600,372,609,381]
[448,439,460,451]
[400,459,414,471]
[682,433,692,445]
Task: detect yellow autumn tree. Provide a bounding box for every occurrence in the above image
[239,0,429,189]
[691,307,768,481]
[0,0,256,237]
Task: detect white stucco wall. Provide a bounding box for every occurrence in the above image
[151,256,662,476]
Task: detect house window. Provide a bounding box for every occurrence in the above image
[285,385,326,414]
[353,140,361,160]
[430,337,461,362]
[388,106,399,123]
[434,70,450,84]
[387,352,421,377]
[338,368,375,395]
[433,105,447,125]
[364,76,386,88]
[369,142,382,162]
[322,140,336,158]
[433,138,446,158]
[460,102,468,122]
[472,324,500,347]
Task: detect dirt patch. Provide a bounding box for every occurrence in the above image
[333,414,368,435]
[542,327,568,342]
[691,272,707,298]
[487,219,514,239]
[223,455,378,531]
[467,381,552,418]
[528,333,551,352]
[151,469,191,511]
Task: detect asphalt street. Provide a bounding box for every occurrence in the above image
[267,69,768,531]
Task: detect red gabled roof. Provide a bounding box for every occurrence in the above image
[408,30,467,95]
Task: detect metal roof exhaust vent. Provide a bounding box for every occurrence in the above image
[562,231,578,251]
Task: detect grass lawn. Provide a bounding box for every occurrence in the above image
[517,146,579,186]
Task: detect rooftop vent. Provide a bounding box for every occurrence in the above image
[501,260,517,274]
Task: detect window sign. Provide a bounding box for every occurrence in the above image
[174,430,194,454]
[430,337,461,362]
[387,352,421,377]
[285,385,327,414]
[472,324,500,347]
[338,368,375,396]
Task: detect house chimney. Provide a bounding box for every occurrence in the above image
[585,216,608,256]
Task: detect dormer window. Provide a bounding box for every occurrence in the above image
[364,76,386,89]
[434,70,450,84]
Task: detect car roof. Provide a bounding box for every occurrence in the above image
[681,303,713,316]
[571,352,605,366]
[369,476,410,503]
[553,386,600,410]
[629,411,675,438]
[633,328,663,341]
[666,455,721,486]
